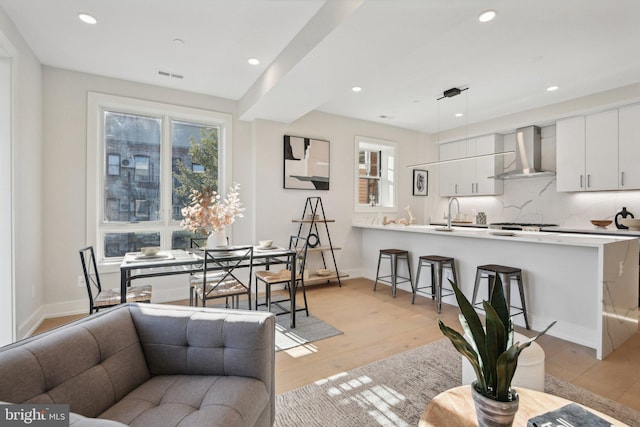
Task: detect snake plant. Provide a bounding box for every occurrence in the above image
[438,276,555,402]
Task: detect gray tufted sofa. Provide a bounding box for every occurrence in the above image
[0,303,275,427]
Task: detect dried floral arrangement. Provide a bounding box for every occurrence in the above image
[180,183,245,234]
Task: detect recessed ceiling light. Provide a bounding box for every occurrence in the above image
[546,85,559,92]
[352,86,362,93]
[455,113,464,117]
[478,10,496,23]
[248,58,260,65]
[78,13,97,25]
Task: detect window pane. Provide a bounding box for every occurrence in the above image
[171,120,219,220]
[104,232,160,258]
[104,111,161,222]
[107,153,120,176]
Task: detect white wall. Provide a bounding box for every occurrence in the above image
[0,7,43,340]
[0,55,12,345]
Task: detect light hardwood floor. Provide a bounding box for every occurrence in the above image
[33,278,640,412]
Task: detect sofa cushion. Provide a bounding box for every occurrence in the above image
[0,306,150,417]
[98,375,270,427]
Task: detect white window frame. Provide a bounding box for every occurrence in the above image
[87,92,232,266]
[354,135,398,213]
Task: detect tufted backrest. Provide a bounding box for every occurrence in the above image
[128,304,275,393]
[0,306,150,417]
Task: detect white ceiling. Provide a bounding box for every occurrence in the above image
[2,0,640,133]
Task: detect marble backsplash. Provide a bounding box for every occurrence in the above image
[433,177,640,228]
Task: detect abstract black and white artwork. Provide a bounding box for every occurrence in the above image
[283,135,330,190]
[413,169,428,196]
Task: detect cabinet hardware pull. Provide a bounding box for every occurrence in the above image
[587,174,591,188]
[621,171,625,186]
[580,175,583,188]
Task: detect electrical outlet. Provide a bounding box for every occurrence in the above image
[78,275,86,288]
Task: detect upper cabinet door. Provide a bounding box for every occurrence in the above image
[438,140,463,196]
[619,104,640,189]
[474,134,503,195]
[556,116,586,192]
[585,109,618,191]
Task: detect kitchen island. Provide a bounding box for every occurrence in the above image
[353,222,639,359]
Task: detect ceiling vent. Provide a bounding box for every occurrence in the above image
[157,70,183,79]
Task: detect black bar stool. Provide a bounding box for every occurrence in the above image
[373,249,413,298]
[412,255,458,313]
[472,264,530,329]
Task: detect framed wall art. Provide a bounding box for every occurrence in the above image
[412,169,428,196]
[283,135,330,190]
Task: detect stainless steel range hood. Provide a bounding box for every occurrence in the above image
[492,125,556,179]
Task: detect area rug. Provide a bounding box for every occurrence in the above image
[275,339,640,426]
[274,312,343,352]
[210,301,343,352]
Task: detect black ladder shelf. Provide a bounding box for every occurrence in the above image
[293,197,347,287]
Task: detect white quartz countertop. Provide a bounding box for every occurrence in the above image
[352,222,638,248]
[542,225,640,237]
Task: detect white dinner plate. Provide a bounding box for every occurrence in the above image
[134,254,168,260]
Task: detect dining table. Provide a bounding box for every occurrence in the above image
[119,246,300,327]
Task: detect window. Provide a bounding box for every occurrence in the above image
[87,93,232,263]
[354,136,397,212]
[107,153,120,176]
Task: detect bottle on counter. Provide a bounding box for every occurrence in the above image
[476,212,487,225]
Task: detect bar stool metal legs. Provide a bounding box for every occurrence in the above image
[412,255,458,313]
[472,264,530,329]
[374,249,413,298]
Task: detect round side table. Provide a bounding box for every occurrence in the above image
[419,385,628,427]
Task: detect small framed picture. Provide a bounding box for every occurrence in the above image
[413,169,428,196]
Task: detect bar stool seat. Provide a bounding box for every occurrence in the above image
[412,255,458,313]
[472,264,530,329]
[374,249,413,298]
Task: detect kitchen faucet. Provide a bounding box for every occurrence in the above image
[447,197,460,229]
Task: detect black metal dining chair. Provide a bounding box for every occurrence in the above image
[254,235,309,317]
[79,246,152,314]
[190,245,254,309]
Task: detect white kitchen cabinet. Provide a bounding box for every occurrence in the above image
[473,134,504,195]
[438,140,464,196]
[585,109,618,191]
[619,103,640,189]
[556,116,586,191]
[438,134,503,197]
[557,107,636,192]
